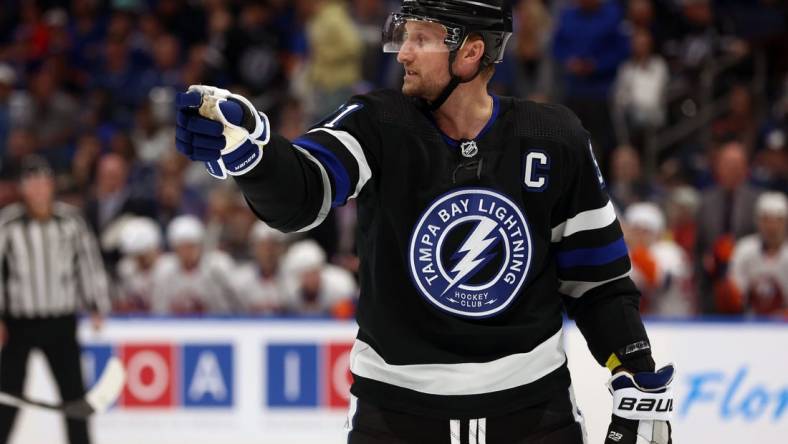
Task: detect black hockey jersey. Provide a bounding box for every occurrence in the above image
[235,90,649,419]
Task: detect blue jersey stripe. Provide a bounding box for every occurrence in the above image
[293,138,351,207]
[556,237,629,269]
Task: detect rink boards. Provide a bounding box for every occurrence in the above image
[7,318,788,444]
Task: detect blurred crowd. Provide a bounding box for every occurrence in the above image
[0,0,786,318]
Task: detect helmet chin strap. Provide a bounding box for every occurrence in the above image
[425,47,487,112]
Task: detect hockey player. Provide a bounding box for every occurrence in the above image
[116,217,163,312]
[232,220,291,313]
[625,203,694,317]
[727,192,788,316]
[279,239,358,318]
[174,1,674,442]
[150,215,242,314]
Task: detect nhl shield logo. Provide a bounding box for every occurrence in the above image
[408,188,533,318]
[460,140,478,158]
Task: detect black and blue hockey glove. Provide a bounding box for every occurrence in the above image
[605,364,674,444]
[175,85,270,179]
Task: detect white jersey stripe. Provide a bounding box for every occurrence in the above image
[450,419,461,444]
[344,394,358,435]
[292,145,333,233]
[558,270,631,299]
[551,200,617,243]
[568,385,588,444]
[43,221,59,315]
[10,224,35,317]
[308,128,372,200]
[469,419,478,444]
[350,328,566,396]
[478,418,487,444]
[28,222,48,315]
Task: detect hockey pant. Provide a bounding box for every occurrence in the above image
[346,386,586,444]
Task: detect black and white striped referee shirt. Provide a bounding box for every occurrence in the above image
[0,202,110,318]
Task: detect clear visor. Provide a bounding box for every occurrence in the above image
[382,13,464,54]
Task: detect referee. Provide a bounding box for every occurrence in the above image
[0,155,110,444]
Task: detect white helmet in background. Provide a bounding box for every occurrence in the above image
[281,240,326,275]
[120,217,162,255]
[250,220,289,243]
[167,215,205,247]
[625,202,665,235]
[755,192,788,218]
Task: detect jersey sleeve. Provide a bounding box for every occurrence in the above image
[551,109,652,371]
[234,97,380,233]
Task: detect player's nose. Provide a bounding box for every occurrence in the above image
[397,43,415,64]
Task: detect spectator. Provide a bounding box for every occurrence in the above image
[0,127,38,185]
[131,100,175,165]
[351,0,388,87]
[712,84,759,150]
[150,215,242,314]
[90,36,150,126]
[299,0,363,121]
[623,0,660,44]
[664,185,701,258]
[221,2,286,107]
[0,63,14,165]
[66,0,108,88]
[280,240,357,318]
[12,67,79,171]
[204,185,256,260]
[235,221,291,314]
[727,192,788,316]
[696,141,761,313]
[612,27,669,146]
[662,0,746,77]
[552,0,629,155]
[84,153,156,269]
[70,132,102,195]
[608,145,659,210]
[139,33,184,91]
[115,217,162,312]
[625,202,695,316]
[496,0,555,101]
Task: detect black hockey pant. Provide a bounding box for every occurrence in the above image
[346,387,586,444]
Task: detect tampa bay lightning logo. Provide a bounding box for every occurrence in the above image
[409,188,533,318]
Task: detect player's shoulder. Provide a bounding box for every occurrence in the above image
[508,98,588,147]
[733,234,762,257]
[343,88,420,124]
[52,201,87,221]
[0,203,25,226]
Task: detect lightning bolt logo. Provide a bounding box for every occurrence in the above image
[441,218,499,296]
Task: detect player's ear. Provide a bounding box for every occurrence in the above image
[456,35,485,77]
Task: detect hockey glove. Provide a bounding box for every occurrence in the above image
[605,364,675,444]
[174,85,270,179]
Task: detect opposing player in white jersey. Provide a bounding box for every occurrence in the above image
[173,1,675,442]
[728,192,788,316]
[150,215,243,314]
[233,221,290,313]
[625,203,694,316]
[116,217,163,312]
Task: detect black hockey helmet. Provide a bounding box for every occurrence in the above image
[384,0,512,66]
[383,0,513,109]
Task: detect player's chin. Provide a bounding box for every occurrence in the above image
[401,82,425,98]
